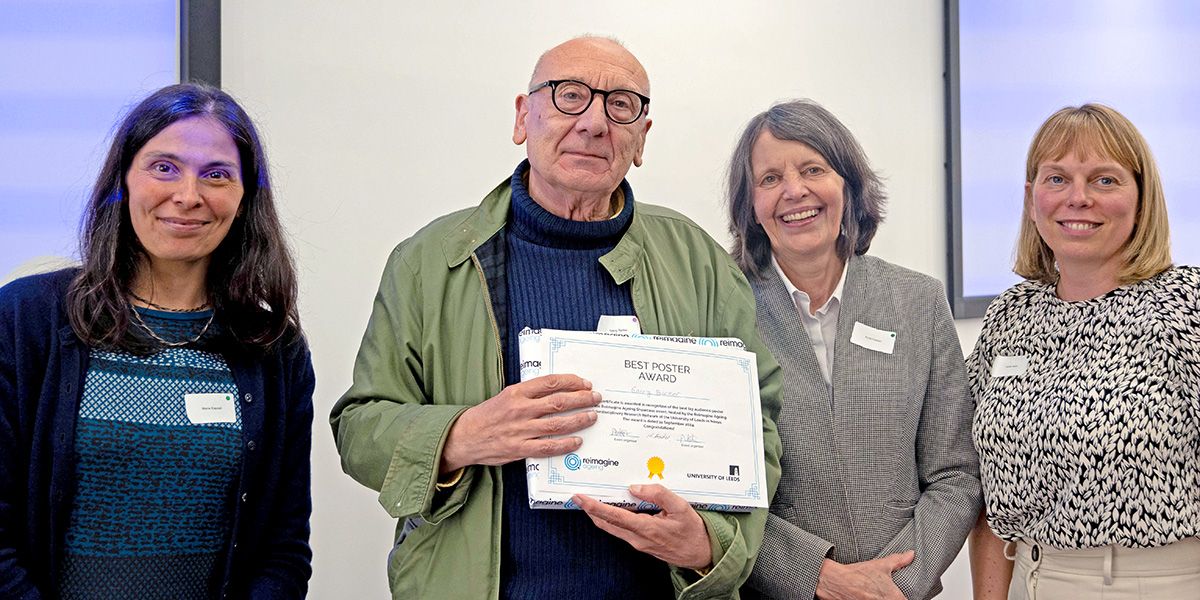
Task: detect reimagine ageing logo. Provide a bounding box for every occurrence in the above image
[563,453,619,471]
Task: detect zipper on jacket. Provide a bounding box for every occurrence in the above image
[470,253,505,386]
[469,251,505,600]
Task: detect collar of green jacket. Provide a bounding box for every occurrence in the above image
[441,177,642,285]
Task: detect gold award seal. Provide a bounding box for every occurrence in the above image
[646,456,665,479]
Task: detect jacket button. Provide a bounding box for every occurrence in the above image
[243,393,253,403]
[247,441,256,451]
[1031,544,1040,562]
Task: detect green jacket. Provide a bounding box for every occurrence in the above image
[331,178,782,599]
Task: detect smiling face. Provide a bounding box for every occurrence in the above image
[750,130,846,267]
[513,38,652,211]
[1028,150,1138,282]
[125,116,244,273]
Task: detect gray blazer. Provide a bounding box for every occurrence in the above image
[744,255,980,600]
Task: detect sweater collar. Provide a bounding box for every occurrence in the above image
[508,160,634,250]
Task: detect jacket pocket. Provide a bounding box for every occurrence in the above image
[881,500,917,522]
[388,518,434,596]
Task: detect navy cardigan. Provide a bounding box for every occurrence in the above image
[0,269,314,599]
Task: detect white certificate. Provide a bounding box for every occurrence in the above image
[521,329,768,512]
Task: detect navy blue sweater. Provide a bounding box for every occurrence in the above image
[0,269,314,600]
[499,165,671,599]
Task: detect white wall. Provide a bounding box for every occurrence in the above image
[222,1,983,597]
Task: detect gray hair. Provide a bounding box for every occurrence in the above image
[726,99,886,279]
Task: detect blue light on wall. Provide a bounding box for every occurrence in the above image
[1,0,177,283]
[954,0,1200,304]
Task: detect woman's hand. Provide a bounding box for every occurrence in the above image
[815,551,914,600]
[573,484,712,570]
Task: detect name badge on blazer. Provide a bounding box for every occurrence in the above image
[990,355,1029,378]
[185,393,237,424]
[850,321,896,354]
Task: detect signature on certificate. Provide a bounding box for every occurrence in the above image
[611,427,635,438]
[677,434,705,447]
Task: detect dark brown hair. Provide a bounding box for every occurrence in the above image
[68,83,300,354]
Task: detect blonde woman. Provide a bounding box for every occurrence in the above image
[969,104,1200,599]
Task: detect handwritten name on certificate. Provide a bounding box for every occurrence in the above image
[520,329,768,512]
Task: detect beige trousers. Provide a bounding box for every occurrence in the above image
[1006,538,1200,600]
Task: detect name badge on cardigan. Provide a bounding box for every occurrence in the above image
[185,393,237,424]
[850,321,896,354]
[990,355,1029,378]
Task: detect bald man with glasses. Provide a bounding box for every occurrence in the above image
[332,36,781,600]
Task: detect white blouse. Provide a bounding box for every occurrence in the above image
[771,255,846,386]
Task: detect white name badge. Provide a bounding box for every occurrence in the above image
[596,315,642,335]
[184,393,237,424]
[990,355,1029,378]
[850,321,896,354]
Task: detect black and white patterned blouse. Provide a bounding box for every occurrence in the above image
[969,266,1200,549]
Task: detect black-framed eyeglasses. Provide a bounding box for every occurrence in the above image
[528,79,649,125]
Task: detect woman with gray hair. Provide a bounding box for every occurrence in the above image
[728,99,980,600]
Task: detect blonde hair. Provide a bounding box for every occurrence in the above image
[1014,103,1172,284]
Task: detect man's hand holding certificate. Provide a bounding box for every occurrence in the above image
[521,328,769,512]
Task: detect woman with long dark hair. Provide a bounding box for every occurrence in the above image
[0,83,313,598]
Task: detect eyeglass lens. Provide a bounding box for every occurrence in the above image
[552,81,642,123]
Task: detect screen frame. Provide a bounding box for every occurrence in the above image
[181,0,221,86]
[943,0,994,319]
